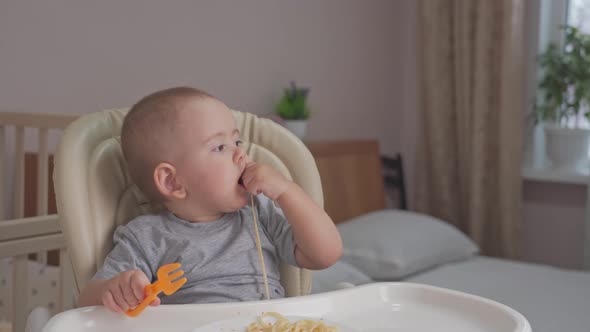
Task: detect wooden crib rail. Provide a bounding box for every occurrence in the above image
[0,111,77,129]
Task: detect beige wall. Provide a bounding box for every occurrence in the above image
[0,0,417,160]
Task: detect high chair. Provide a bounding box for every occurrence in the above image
[52,108,322,299]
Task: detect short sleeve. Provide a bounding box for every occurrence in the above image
[256,195,299,267]
[92,225,153,281]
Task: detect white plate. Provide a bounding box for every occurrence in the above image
[191,315,359,332]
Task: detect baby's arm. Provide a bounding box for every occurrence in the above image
[241,162,342,269]
[79,224,159,312]
[277,182,343,269]
[79,270,160,312]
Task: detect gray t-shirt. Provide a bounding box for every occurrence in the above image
[93,194,298,304]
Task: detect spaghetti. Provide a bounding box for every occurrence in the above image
[246,312,337,332]
[250,194,270,300]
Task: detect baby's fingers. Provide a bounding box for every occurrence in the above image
[130,271,150,302]
[149,297,161,306]
[102,290,124,313]
[110,285,131,311]
[241,171,254,186]
[243,177,261,195]
[122,279,141,308]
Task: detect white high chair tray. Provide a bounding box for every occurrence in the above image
[42,282,531,332]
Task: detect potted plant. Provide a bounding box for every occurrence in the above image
[536,25,590,169]
[275,81,311,139]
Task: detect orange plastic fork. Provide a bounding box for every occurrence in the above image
[125,263,187,317]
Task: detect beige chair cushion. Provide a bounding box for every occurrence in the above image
[54,108,323,297]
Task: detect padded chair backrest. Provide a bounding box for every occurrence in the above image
[53,108,323,297]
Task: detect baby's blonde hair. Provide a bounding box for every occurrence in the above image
[121,87,214,203]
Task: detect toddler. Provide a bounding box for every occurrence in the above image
[78,87,342,313]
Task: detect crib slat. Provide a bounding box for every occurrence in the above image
[0,125,4,220]
[13,254,29,332]
[14,126,25,219]
[36,128,50,264]
[12,128,28,332]
[37,128,49,215]
[59,249,76,311]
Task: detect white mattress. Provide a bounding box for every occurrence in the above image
[406,256,590,332]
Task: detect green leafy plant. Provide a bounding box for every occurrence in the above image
[275,81,311,120]
[536,26,590,127]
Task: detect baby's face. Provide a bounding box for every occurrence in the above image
[172,97,249,214]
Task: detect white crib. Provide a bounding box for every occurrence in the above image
[0,112,79,332]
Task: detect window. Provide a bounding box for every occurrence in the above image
[568,0,590,34]
[522,0,590,180]
[566,0,590,128]
[534,0,590,129]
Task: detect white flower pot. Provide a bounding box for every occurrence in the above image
[544,125,590,170]
[283,120,308,140]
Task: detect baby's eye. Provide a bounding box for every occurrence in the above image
[213,144,226,152]
[235,140,244,147]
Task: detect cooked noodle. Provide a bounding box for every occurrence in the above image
[246,312,337,332]
[251,194,270,300]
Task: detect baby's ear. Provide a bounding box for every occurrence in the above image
[153,163,186,200]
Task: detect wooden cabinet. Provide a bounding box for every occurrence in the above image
[306,140,385,224]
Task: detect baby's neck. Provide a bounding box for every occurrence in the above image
[171,210,224,223]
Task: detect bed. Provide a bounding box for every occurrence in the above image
[306,140,590,332]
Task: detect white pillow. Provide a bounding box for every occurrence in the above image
[311,260,373,294]
[337,209,479,280]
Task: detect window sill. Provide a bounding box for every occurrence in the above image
[523,124,589,185]
[522,165,588,185]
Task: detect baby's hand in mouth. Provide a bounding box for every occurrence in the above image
[238,168,247,188]
[238,159,254,189]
